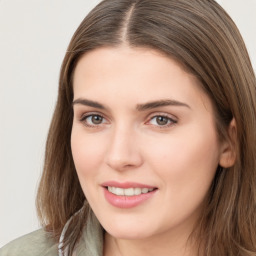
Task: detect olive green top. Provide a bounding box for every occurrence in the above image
[0,212,104,256]
[0,229,58,256]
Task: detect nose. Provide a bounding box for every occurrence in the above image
[105,126,143,171]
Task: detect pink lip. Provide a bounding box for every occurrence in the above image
[101,181,156,189]
[101,181,158,209]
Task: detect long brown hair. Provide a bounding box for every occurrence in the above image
[36,0,256,255]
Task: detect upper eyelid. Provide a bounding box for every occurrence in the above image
[147,112,178,120]
[80,112,103,118]
[79,111,108,120]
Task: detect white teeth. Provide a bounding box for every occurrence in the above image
[107,187,154,196]
[134,188,141,195]
[142,188,149,193]
[115,187,124,196]
[124,188,134,196]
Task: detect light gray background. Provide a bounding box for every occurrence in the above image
[0,0,255,247]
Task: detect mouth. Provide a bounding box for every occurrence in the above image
[101,181,158,208]
[106,186,156,196]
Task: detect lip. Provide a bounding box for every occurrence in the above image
[101,181,158,209]
[101,181,156,189]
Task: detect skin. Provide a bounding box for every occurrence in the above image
[71,46,234,256]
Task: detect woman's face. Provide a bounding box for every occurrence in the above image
[71,46,228,241]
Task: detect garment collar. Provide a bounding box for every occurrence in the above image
[59,208,104,256]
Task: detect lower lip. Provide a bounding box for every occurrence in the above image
[103,187,157,208]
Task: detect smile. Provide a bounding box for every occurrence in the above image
[102,182,158,208]
[107,186,154,196]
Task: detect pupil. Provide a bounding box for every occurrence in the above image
[92,115,102,124]
[157,116,168,125]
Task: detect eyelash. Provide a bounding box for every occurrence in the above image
[80,113,107,128]
[79,113,177,128]
[147,114,177,128]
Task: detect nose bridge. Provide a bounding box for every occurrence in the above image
[105,123,142,170]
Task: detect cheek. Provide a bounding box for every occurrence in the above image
[145,124,220,191]
[71,130,106,179]
[71,130,107,206]
[141,128,219,227]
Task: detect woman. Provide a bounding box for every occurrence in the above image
[1,0,256,255]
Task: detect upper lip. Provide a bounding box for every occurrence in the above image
[101,181,157,189]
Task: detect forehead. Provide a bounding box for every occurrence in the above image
[73,46,188,80]
[72,46,211,112]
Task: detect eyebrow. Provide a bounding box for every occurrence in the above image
[72,98,106,109]
[136,99,191,111]
[72,98,191,111]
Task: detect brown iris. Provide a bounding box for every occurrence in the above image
[91,115,103,124]
[156,116,169,125]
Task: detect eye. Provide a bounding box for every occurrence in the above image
[148,115,177,127]
[80,114,107,127]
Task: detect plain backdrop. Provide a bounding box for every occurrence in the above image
[0,0,255,247]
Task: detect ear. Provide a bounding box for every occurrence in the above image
[219,118,237,168]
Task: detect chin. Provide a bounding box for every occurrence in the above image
[103,220,157,240]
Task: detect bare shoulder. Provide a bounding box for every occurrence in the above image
[0,229,58,256]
